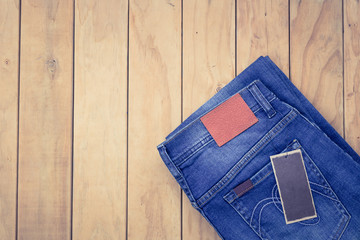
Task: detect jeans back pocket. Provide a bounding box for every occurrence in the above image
[223,139,351,240]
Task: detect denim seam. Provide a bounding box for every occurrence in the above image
[223,190,236,203]
[297,213,320,226]
[252,105,262,114]
[309,181,331,190]
[249,197,278,225]
[197,109,298,207]
[253,171,272,188]
[281,101,323,132]
[162,79,275,146]
[296,142,351,239]
[252,95,277,115]
[228,200,265,240]
[311,189,339,202]
[300,145,350,208]
[173,135,213,166]
[175,138,214,167]
[173,95,277,167]
[161,145,199,208]
[227,170,273,204]
[228,186,252,204]
[331,215,348,240]
[248,83,276,118]
[299,146,352,236]
[271,184,284,216]
[287,140,344,196]
[287,141,349,205]
[257,201,276,239]
[337,214,351,240]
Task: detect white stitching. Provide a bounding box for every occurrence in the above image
[309,181,331,190]
[162,145,199,208]
[176,137,214,166]
[272,184,283,213]
[301,145,352,230]
[229,199,265,240]
[250,197,275,225]
[249,83,276,118]
[298,214,320,226]
[258,201,280,238]
[311,189,340,202]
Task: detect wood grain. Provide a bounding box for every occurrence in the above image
[1,1,359,239]
[128,0,181,239]
[290,0,343,135]
[18,0,73,239]
[344,0,360,153]
[73,0,128,239]
[183,0,235,239]
[237,0,289,73]
[0,0,19,239]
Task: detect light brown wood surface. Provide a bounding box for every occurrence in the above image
[344,0,360,154]
[237,0,289,73]
[290,0,344,135]
[0,0,359,239]
[73,0,128,239]
[0,0,19,239]
[128,0,181,239]
[18,0,73,239]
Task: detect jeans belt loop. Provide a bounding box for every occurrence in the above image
[247,81,277,118]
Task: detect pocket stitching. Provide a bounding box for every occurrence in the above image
[272,182,321,226]
[287,142,352,239]
[228,198,270,240]
[223,138,351,240]
[224,139,337,203]
[227,170,274,204]
[298,143,352,240]
[249,197,280,226]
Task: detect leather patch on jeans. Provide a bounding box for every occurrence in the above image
[233,179,254,197]
[200,93,258,147]
[270,149,317,224]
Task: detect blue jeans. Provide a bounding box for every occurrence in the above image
[156,56,360,239]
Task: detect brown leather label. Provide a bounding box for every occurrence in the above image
[200,93,258,147]
[233,179,254,197]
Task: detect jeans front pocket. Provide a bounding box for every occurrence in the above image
[223,139,351,240]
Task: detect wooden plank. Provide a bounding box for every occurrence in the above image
[73,0,128,239]
[290,0,343,135]
[17,0,73,239]
[237,0,289,73]
[182,1,235,239]
[128,0,181,239]
[344,0,360,153]
[0,0,19,239]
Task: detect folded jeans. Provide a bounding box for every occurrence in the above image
[156,56,360,240]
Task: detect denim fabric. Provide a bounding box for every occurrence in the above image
[156,56,360,240]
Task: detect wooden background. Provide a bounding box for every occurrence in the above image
[0,0,359,239]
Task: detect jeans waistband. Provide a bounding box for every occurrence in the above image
[159,79,277,167]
